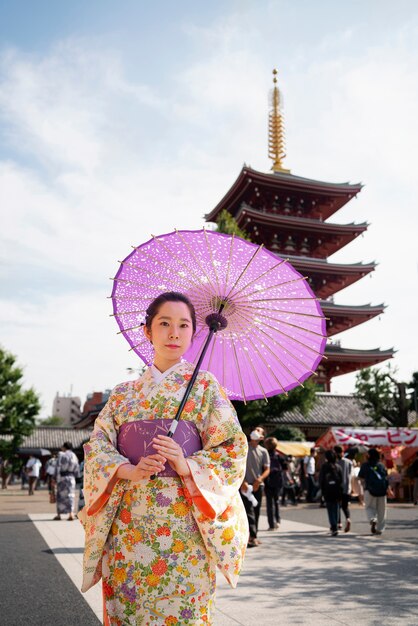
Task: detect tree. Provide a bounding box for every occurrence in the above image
[233,377,318,429]
[267,425,305,441]
[38,415,64,426]
[215,209,252,241]
[0,348,41,469]
[354,365,411,427]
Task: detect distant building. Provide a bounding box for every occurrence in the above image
[52,393,81,426]
[74,389,111,429]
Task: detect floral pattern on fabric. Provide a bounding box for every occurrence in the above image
[80,361,249,625]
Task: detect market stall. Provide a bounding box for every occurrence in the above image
[315,427,418,501]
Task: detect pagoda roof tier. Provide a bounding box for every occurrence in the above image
[206,166,363,223]
[236,205,368,258]
[320,344,394,379]
[320,301,386,336]
[285,255,376,299]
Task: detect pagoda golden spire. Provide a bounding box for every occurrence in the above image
[268,69,290,173]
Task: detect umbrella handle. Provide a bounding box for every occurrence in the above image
[150,308,227,479]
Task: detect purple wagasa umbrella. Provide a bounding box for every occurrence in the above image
[111,229,326,402]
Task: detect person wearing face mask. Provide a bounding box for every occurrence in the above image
[241,428,270,547]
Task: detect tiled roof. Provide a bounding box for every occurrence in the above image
[1,427,92,451]
[265,393,374,427]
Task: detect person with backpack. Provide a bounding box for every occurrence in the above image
[358,448,389,535]
[319,449,343,536]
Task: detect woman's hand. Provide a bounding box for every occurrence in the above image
[152,435,190,478]
[116,454,166,483]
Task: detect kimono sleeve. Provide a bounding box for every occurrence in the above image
[185,374,248,519]
[82,386,130,517]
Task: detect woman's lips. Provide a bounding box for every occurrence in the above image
[166,344,180,349]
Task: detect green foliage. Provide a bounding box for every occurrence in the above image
[233,377,317,428]
[267,425,305,441]
[0,347,41,460]
[355,364,411,427]
[215,209,252,241]
[39,415,64,426]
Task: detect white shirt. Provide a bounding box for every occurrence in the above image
[26,458,42,478]
[304,455,315,475]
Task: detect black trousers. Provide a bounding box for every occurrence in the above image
[241,486,263,538]
[265,484,281,527]
[338,493,351,523]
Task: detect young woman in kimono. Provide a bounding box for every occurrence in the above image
[79,292,249,625]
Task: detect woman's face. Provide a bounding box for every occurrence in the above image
[144,300,194,371]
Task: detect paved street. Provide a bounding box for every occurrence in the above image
[0,486,417,625]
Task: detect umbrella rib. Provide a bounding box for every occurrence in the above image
[232,308,304,385]
[231,275,310,305]
[231,342,247,403]
[236,336,268,401]
[174,229,218,295]
[253,307,326,320]
[128,338,150,352]
[247,296,320,303]
[228,257,287,300]
[259,319,326,356]
[224,234,235,290]
[254,311,327,339]
[252,323,321,376]
[247,338,288,395]
[224,244,264,300]
[203,228,221,293]
[235,308,319,378]
[117,323,144,334]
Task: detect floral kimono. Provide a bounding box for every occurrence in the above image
[79,361,249,625]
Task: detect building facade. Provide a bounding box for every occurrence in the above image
[52,394,81,426]
[206,70,393,391]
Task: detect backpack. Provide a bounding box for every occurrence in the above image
[322,464,342,501]
[367,463,389,497]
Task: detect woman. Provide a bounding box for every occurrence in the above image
[319,450,343,536]
[281,462,297,506]
[79,292,249,625]
[54,442,80,520]
[264,437,283,530]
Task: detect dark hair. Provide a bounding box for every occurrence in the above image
[145,292,196,334]
[368,448,380,463]
[334,445,343,456]
[63,441,73,450]
[325,450,336,463]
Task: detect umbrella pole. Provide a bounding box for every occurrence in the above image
[150,307,227,478]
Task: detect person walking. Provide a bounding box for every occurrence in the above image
[334,445,353,532]
[304,448,317,502]
[358,448,389,535]
[54,442,79,521]
[264,437,283,530]
[241,429,270,547]
[25,455,42,495]
[319,450,343,536]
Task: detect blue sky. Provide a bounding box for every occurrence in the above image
[1,1,417,416]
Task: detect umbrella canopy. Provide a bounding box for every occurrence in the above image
[112,229,326,401]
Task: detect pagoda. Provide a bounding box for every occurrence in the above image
[206,69,393,391]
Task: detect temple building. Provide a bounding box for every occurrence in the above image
[206,69,393,391]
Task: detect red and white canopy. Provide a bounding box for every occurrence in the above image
[316,427,418,449]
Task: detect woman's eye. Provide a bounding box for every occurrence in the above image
[181,323,189,328]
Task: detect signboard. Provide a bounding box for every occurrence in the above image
[316,427,418,449]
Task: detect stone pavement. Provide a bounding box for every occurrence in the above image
[1,486,418,625]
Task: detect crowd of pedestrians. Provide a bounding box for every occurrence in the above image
[239,427,417,546]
